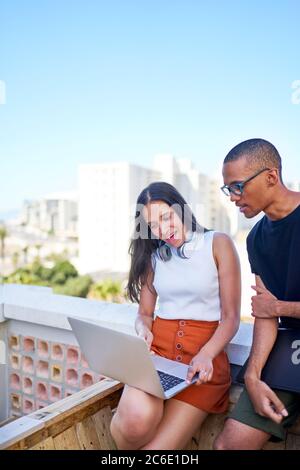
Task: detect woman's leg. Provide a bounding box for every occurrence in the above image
[110,385,164,449]
[140,399,208,450]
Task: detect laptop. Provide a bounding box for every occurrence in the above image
[236,328,300,393]
[68,317,198,399]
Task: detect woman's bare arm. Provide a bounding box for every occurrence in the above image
[135,268,157,348]
[201,232,241,358]
[187,233,241,383]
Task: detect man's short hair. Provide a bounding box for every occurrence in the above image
[224,138,282,181]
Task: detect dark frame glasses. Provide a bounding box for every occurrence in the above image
[221,168,271,196]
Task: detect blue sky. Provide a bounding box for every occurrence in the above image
[0,0,300,212]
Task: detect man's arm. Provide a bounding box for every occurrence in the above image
[245,317,278,381]
[244,275,288,423]
[251,284,300,319]
[275,301,300,318]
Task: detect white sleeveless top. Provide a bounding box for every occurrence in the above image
[151,230,221,321]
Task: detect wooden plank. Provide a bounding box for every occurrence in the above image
[263,439,286,450]
[288,416,300,436]
[0,416,18,428]
[93,406,117,450]
[193,413,227,450]
[47,389,122,440]
[30,437,55,450]
[285,433,300,450]
[0,416,44,450]
[75,416,101,450]
[186,427,202,450]
[5,381,123,450]
[53,426,81,450]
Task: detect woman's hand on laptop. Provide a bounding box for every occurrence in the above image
[186,350,214,385]
[137,326,154,351]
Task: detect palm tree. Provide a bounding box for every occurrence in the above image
[0,225,8,260]
[34,243,42,260]
[12,251,20,270]
[22,245,29,265]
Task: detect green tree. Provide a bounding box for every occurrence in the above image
[54,275,93,298]
[4,257,95,299]
[88,279,123,302]
[50,260,78,285]
[0,225,8,260]
[5,267,46,286]
[31,260,52,281]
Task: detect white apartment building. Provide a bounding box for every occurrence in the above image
[22,192,78,238]
[78,156,234,275]
[78,162,160,274]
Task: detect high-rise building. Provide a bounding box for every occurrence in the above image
[78,162,160,274]
[22,192,78,238]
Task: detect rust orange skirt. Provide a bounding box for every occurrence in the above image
[151,316,231,414]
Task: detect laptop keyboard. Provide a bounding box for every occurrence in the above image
[157,370,185,391]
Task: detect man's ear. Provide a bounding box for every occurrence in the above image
[266,169,279,186]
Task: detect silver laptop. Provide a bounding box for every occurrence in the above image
[68,317,198,399]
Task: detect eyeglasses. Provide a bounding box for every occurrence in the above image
[220,168,270,197]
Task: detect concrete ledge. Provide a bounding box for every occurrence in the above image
[0,285,4,322]
[0,284,53,323]
[226,322,253,366]
[2,284,137,334]
[1,284,252,363]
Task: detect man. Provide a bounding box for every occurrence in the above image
[214,138,300,449]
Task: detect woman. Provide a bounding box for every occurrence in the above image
[110,181,241,449]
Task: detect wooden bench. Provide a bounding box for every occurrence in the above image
[1,379,300,450]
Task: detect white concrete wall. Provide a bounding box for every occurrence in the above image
[0,284,253,422]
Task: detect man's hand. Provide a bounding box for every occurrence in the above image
[251,285,278,319]
[245,376,288,423]
[186,349,214,385]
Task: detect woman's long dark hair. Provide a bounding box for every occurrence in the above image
[126,181,205,303]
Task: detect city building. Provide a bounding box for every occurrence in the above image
[22,192,78,239]
[78,162,160,274]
